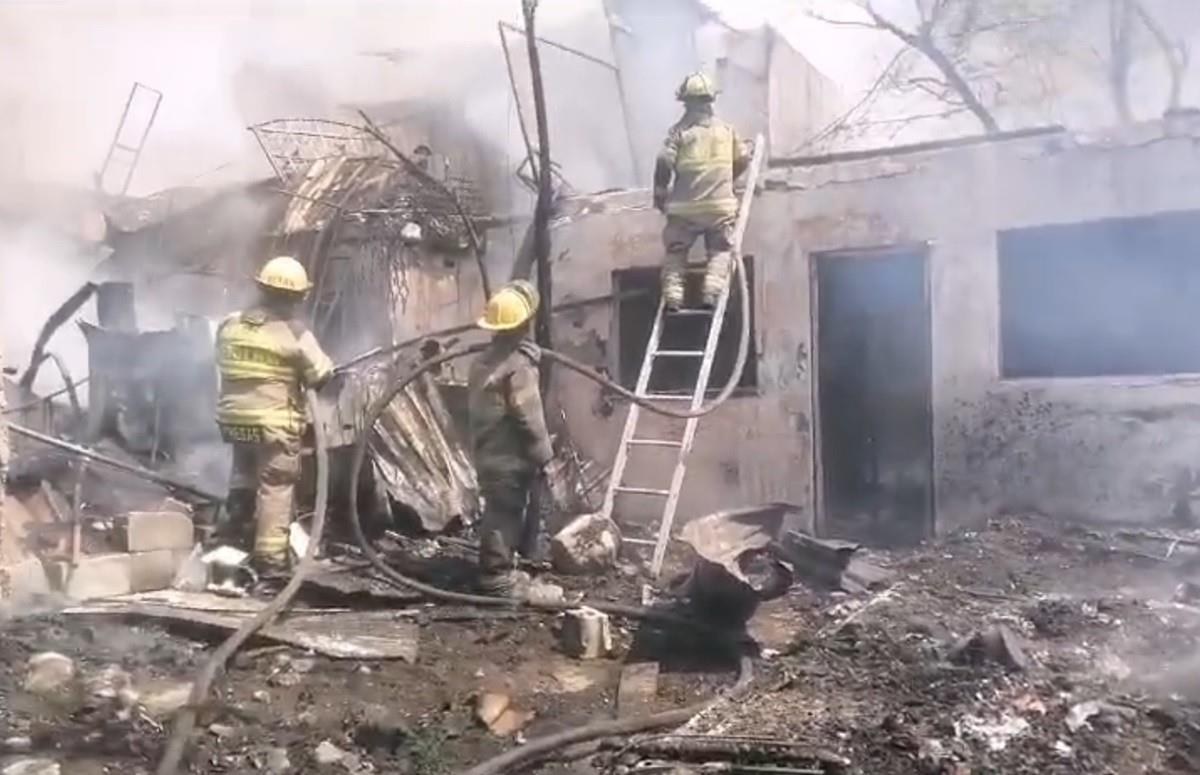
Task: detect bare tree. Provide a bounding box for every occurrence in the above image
[1109,0,1190,122]
[813,1,1077,135]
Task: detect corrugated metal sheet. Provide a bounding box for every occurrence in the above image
[368,372,478,533]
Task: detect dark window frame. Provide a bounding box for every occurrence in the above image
[998,210,1200,380]
[611,257,759,395]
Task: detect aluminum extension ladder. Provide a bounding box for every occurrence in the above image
[97,82,163,196]
[600,133,765,577]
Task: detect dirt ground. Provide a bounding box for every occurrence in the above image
[2,516,1200,774]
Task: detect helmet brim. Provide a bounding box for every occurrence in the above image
[257,280,311,294]
[476,315,527,332]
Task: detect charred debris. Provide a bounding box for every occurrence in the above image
[5,3,1200,775]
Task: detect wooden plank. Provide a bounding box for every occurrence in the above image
[63,590,418,662]
[616,662,659,718]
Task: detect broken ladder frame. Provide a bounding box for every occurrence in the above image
[600,134,766,577]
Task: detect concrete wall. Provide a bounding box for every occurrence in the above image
[390,118,1200,539]
[771,119,1200,531]
[541,191,817,535]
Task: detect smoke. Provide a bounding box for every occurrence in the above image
[0,0,605,198]
[0,220,101,396]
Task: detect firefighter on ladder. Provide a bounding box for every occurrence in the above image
[468,280,561,602]
[653,72,752,311]
[215,256,334,581]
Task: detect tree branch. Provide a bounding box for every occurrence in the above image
[863,1,1001,133]
[1131,0,1189,113]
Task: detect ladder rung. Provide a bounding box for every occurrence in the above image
[665,308,713,317]
[624,538,656,546]
[641,393,691,401]
[614,486,671,497]
[627,438,683,448]
[653,350,704,358]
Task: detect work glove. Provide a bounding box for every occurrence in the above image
[653,187,668,213]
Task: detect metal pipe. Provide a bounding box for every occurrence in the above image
[9,423,222,502]
[498,21,539,174]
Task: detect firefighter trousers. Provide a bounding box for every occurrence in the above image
[662,215,735,307]
[227,433,301,571]
[476,467,535,584]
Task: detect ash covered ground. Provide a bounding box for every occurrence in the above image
[2,516,1199,774]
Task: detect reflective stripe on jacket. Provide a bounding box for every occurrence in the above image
[216,308,333,432]
[658,113,749,221]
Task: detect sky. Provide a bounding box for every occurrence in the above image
[0,0,900,196]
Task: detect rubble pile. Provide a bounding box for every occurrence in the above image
[670,517,1200,774]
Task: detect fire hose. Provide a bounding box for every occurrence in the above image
[157,256,752,774]
[155,390,329,775]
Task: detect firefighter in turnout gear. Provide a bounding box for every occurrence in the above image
[654,72,751,311]
[215,256,334,577]
[467,281,560,600]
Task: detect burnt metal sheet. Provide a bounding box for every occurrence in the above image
[369,373,479,533]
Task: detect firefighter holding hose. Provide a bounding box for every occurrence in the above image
[215,256,334,580]
[468,280,561,601]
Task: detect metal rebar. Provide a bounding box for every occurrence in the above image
[9,423,221,502]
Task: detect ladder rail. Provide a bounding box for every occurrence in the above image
[601,133,765,574]
[98,82,163,196]
[600,295,669,521]
[648,135,766,576]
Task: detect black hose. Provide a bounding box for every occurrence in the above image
[155,389,330,775]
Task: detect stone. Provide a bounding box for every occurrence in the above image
[265,747,291,774]
[1,760,59,775]
[313,740,346,765]
[208,723,236,738]
[117,511,195,552]
[475,692,535,737]
[550,513,621,575]
[949,625,1029,671]
[130,549,192,593]
[560,607,612,659]
[140,681,193,718]
[616,662,659,717]
[83,665,137,708]
[252,690,270,703]
[23,652,75,696]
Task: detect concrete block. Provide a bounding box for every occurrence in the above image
[51,554,133,600]
[130,549,191,593]
[2,558,51,600]
[560,607,612,659]
[117,511,195,552]
[616,662,659,717]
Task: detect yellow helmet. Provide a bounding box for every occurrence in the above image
[256,256,311,293]
[676,72,718,102]
[477,284,537,331]
[507,279,540,311]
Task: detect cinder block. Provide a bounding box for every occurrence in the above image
[130,549,191,593]
[117,511,195,552]
[53,554,133,600]
[2,558,52,600]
